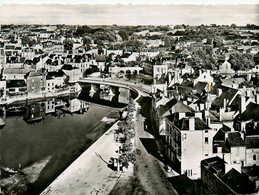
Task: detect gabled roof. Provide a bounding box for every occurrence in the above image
[158,98,194,117]
[167,113,210,131]
[213,129,225,141]
[212,87,238,109]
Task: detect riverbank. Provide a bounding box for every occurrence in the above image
[0,83,81,105]
[41,120,125,195]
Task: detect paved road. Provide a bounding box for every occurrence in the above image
[109,103,178,195]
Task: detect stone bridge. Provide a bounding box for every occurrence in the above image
[109,66,143,75]
[79,78,151,100]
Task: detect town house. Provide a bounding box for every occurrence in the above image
[164,112,216,179]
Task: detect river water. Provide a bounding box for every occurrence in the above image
[0,84,136,194]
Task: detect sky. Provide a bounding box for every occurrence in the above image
[0,1,259,25]
[1,0,259,4]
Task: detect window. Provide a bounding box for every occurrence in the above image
[205,137,209,144]
[253,154,256,161]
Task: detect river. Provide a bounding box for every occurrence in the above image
[0,84,136,194]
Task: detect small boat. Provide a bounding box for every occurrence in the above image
[0,165,19,174]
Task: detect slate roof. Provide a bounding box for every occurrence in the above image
[166,113,210,131]
[213,129,225,141]
[3,68,30,75]
[46,70,65,79]
[245,136,259,148]
[61,64,77,70]
[201,156,226,177]
[242,166,259,178]
[6,80,26,88]
[212,86,238,109]
[221,168,255,194]
[158,98,194,117]
[228,94,249,111]
[235,102,259,122]
[193,81,207,96]
[226,132,245,147]
[158,98,178,116]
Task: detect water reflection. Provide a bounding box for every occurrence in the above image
[4,98,89,126]
[78,83,137,108]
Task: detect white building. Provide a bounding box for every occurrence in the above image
[219,60,235,74]
[165,113,216,179]
[153,64,168,79]
[2,68,30,80]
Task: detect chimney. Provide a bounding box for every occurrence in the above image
[199,70,202,76]
[168,72,172,83]
[199,103,204,111]
[189,117,195,131]
[217,146,222,154]
[247,74,251,82]
[163,87,168,97]
[58,56,61,65]
[223,98,227,110]
[240,95,246,114]
[179,112,186,119]
[217,88,222,97]
[225,132,228,141]
[206,117,211,126]
[256,93,259,104]
[205,99,211,110]
[195,112,202,119]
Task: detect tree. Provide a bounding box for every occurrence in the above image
[75,25,92,37]
[82,37,92,46]
[21,36,36,46]
[213,36,224,47]
[118,30,129,41]
[231,23,237,29]
[63,39,73,51]
[229,53,255,71]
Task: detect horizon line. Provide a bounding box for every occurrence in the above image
[2,3,259,5]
